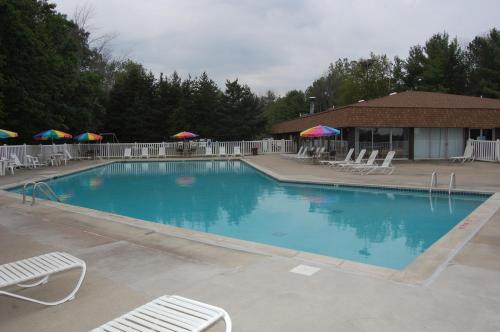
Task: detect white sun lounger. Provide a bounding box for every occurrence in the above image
[355,150,396,174]
[124,148,132,158]
[282,146,304,159]
[158,146,167,158]
[340,149,377,171]
[91,295,232,332]
[450,144,474,163]
[219,146,227,157]
[10,153,28,168]
[0,252,86,306]
[232,146,242,157]
[335,149,366,169]
[141,147,149,159]
[319,148,354,166]
[26,155,46,168]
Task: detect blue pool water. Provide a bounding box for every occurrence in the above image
[11,161,487,269]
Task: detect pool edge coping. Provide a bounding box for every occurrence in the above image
[2,158,499,286]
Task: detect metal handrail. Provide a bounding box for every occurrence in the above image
[429,171,437,194]
[448,172,456,195]
[22,181,37,204]
[31,182,60,205]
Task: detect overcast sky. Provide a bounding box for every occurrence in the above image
[54,0,499,95]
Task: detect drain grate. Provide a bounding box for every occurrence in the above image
[272,231,287,237]
[290,264,320,276]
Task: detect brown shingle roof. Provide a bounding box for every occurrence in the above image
[271,91,500,134]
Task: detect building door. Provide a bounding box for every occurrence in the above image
[414,128,464,159]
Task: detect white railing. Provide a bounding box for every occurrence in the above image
[0,139,296,161]
[470,139,500,162]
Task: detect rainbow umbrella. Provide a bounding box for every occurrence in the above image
[171,131,198,139]
[33,129,73,142]
[0,129,19,139]
[74,132,103,142]
[300,125,340,138]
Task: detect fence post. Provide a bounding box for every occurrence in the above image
[496,139,500,162]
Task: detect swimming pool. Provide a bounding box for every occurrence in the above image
[11,161,488,269]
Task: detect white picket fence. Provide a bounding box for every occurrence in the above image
[0,139,296,163]
[470,139,500,162]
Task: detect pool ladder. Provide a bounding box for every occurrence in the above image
[22,180,60,205]
[429,172,456,195]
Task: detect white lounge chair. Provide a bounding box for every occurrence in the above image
[334,149,366,168]
[219,146,227,157]
[282,146,304,159]
[141,147,149,158]
[355,151,396,174]
[0,252,86,306]
[205,146,214,157]
[295,147,316,161]
[26,155,47,168]
[10,153,28,168]
[232,146,242,157]
[158,146,167,158]
[91,295,232,332]
[347,150,379,172]
[124,148,132,159]
[319,148,354,166]
[289,146,309,159]
[450,144,474,163]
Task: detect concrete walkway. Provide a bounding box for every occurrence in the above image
[0,157,499,331]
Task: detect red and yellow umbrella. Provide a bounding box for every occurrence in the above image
[74,132,103,142]
[300,125,340,138]
[171,131,198,139]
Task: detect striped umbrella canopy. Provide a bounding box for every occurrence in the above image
[300,125,340,138]
[171,131,198,139]
[33,129,73,141]
[0,129,19,139]
[74,132,103,142]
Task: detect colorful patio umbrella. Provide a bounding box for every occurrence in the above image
[74,132,103,142]
[33,129,73,141]
[171,131,198,139]
[300,125,340,138]
[0,129,19,139]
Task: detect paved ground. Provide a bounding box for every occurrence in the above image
[0,157,500,331]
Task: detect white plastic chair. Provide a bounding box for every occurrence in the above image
[141,147,149,158]
[0,252,86,306]
[91,295,232,332]
[319,148,354,166]
[158,146,166,158]
[356,150,396,174]
[123,148,132,158]
[205,146,213,157]
[233,146,242,157]
[450,144,474,163]
[10,153,28,168]
[345,150,379,172]
[219,146,227,157]
[336,149,366,168]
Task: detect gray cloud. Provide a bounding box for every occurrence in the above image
[54,0,500,95]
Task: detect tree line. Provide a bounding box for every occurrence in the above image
[1,1,499,142]
[0,0,264,142]
[266,29,500,126]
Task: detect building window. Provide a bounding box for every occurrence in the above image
[355,128,409,159]
[469,128,494,141]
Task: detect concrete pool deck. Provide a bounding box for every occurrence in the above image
[1,156,500,331]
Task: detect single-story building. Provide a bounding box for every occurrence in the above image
[270,91,500,160]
